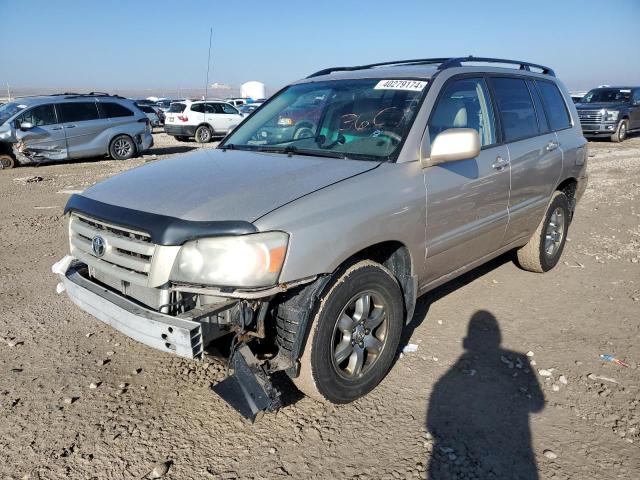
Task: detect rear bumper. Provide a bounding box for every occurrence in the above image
[164,124,197,137]
[60,264,231,359]
[138,132,153,151]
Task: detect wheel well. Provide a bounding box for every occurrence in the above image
[343,241,416,323]
[197,123,212,130]
[557,177,578,217]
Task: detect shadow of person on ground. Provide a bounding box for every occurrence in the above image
[426,310,544,480]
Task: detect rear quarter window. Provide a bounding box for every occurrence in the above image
[101,102,134,118]
[536,81,571,131]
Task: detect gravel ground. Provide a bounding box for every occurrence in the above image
[1,132,639,479]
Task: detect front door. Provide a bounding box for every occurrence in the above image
[424,76,511,283]
[14,103,68,160]
[630,89,640,130]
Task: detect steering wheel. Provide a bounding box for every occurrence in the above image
[374,131,402,145]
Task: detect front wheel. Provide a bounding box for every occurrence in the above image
[292,260,404,404]
[109,135,136,160]
[516,191,570,273]
[610,119,628,143]
[0,153,16,169]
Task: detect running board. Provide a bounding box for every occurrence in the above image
[212,344,282,422]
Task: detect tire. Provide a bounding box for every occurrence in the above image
[516,191,570,273]
[0,153,16,169]
[292,260,404,404]
[109,135,136,160]
[195,125,212,143]
[175,136,188,142]
[610,119,628,143]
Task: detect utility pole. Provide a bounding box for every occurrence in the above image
[204,27,213,101]
[6,83,11,101]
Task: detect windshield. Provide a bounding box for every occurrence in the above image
[0,102,27,125]
[580,88,631,104]
[220,78,428,161]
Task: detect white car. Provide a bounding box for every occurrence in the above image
[164,100,243,143]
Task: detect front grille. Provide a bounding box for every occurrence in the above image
[69,213,155,286]
[577,110,603,124]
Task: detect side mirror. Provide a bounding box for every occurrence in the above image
[422,128,481,167]
[19,121,34,131]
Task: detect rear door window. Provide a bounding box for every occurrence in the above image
[190,103,205,113]
[489,77,538,142]
[101,102,134,118]
[18,104,57,126]
[536,81,571,131]
[58,102,100,122]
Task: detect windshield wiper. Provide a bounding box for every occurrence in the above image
[255,145,346,159]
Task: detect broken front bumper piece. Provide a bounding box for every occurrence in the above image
[59,263,232,360]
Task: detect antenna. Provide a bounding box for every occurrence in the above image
[204,27,213,100]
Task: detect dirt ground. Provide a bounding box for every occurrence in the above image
[1,132,639,480]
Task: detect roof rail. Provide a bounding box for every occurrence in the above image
[63,92,126,99]
[438,56,555,76]
[307,56,555,78]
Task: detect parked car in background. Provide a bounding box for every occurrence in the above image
[225,98,247,108]
[164,100,243,142]
[134,99,156,107]
[154,99,175,112]
[56,57,587,416]
[136,104,163,128]
[570,91,586,103]
[238,103,263,117]
[0,93,152,168]
[576,86,640,142]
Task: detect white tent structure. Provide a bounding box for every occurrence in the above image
[240,81,265,100]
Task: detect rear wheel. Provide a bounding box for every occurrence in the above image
[109,135,136,160]
[0,154,16,169]
[195,125,212,143]
[516,191,570,273]
[292,260,404,404]
[610,119,628,143]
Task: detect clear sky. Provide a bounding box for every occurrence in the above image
[1,0,639,94]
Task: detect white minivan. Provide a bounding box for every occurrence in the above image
[164,100,243,143]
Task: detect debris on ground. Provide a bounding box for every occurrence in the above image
[402,344,419,353]
[13,175,43,185]
[147,460,173,479]
[600,354,629,368]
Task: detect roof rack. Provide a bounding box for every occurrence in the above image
[307,56,555,78]
[58,92,126,99]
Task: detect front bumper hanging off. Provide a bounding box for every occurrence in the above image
[58,261,230,360]
[55,257,285,420]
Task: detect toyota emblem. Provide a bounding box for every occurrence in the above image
[91,235,106,257]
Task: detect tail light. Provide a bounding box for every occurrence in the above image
[178,115,188,122]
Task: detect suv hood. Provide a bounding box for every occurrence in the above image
[80,148,379,223]
[575,102,625,110]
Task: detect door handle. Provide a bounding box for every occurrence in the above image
[546,141,559,151]
[65,124,76,129]
[51,126,63,130]
[492,156,509,171]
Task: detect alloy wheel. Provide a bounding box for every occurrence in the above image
[544,207,565,257]
[331,291,389,379]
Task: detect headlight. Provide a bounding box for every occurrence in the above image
[603,110,619,122]
[171,232,288,288]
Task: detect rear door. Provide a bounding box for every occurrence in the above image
[57,101,104,158]
[424,76,511,281]
[14,103,68,160]
[488,76,562,245]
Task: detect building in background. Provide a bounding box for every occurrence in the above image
[240,81,265,100]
